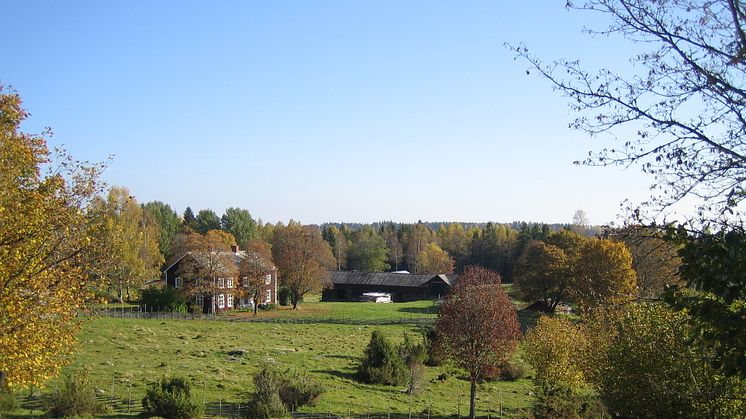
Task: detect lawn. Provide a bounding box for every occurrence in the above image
[6,298,535,418]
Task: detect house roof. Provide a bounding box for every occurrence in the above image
[329,271,454,288]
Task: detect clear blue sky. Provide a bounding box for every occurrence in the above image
[2,1,653,226]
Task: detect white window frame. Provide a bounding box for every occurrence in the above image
[227,294,234,308]
[217,294,225,308]
[226,278,233,288]
[265,289,272,304]
[196,294,204,307]
[265,274,272,285]
[218,278,225,289]
[174,277,181,288]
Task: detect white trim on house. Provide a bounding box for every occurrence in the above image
[227,294,234,308]
[217,294,225,308]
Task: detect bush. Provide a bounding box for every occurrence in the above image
[259,303,276,311]
[420,326,442,366]
[142,377,202,419]
[246,367,324,416]
[278,286,291,306]
[46,369,108,418]
[140,285,187,312]
[531,384,608,419]
[356,330,407,386]
[246,368,286,419]
[500,362,526,381]
[278,371,324,411]
[0,389,18,412]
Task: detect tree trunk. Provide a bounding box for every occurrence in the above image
[469,378,477,419]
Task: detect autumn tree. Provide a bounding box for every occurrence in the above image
[437,223,470,270]
[195,209,221,234]
[416,243,455,274]
[347,226,389,272]
[405,223,435,274]
[608,226,681,297]
[570,239,637,311]
[0,87,106,388]
[524,316,589,390]
[88,187,163,302]
[513,240,570,312]
[435,267,521,419]
[271,223,334,309]
[142,201,181,260]
[322,225,348,271]
[176,232,238,314]
[239,240,274,316]
[221,207,258,249]
[382,224,404,271]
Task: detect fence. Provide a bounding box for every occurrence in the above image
[79,306,436,327]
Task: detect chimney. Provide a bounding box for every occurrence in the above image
[230,244,239,253]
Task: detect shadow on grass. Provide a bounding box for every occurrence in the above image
[397,306,439,315]
[312,369,358,381]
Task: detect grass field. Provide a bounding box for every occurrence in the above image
[5,295,535,418]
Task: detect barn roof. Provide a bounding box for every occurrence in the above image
[329,271,454,288]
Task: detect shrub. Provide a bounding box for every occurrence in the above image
[259,303,276,311]
[278,371,324,411]
[0,389,18,412]
[356,330,407,386]
[246,368,286,419]
[531,384,608,419]
[278,286,291,306]
[500,362,526,381]
[420,326,442,366]
[140,285,187,312]
[46,369,107,418]
[142,377,202,419]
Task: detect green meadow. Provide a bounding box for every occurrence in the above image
[7,296,535,418]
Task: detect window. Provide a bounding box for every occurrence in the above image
[227,294,234,308]
[218,278,225,288]
[265,274,272,285]
[174,277,181,288]
[226,278,233,288]
[265,290,272,304]
[217,294,225,308]
[196,294,204,307]
[242,277,248,287]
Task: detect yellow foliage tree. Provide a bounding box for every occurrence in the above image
[0,87,105,389]
[416,243,455,274]
[571,239,637,311]
[524,315,589,389]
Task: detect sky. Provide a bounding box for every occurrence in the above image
[1,1,657,226]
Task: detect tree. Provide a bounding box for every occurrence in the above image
[416,243,455,274]
[347,226,389,272]
[205,229,236,248]
[356,330,407,386]
[239,240,274,316]
[608,226,682,297]
[437,223,470,271]
[221,207,258,249]
[435,266,521,419]
[271,223,334,309]
[176,232,238,314]
[583,304,746,418]
[382,224,404,271]
[665,227,746,377]
[514,0,746,222]
[0,87,106,389]
[88,187,163,302]
[513,240,571,312]
[142,201,181,260]
[524,316,589,390]
[571,238,637,311]
[405,223,435,274]
[322,225,348,271]
[182,207,198,232]
[195,209,221,234]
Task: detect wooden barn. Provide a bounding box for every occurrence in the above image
[322,271,455,302]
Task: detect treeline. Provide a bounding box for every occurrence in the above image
[137,198,604,281]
